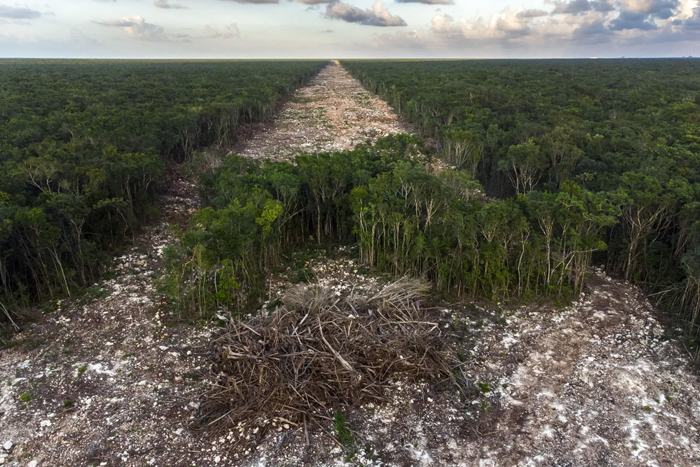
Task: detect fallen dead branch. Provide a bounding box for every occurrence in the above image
[200,278,457,443]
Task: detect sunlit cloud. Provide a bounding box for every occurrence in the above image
[0,0,696,57]
[94,16,190,42]
[421,0,699,53]
[325,1,406,27]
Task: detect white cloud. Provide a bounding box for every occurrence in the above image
[220,0,279,4]
[204,23,240,39]
[325,1,406,27]
[0,5,41,19]
[373,29,426,48]
[94,16,188,42]
[516,9,550,18]
[426,0,700,51]
[396,0,454,5]
[155,1,190,9]
[431,8,533,43]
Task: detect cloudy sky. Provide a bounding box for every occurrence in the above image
[0,0,698,58]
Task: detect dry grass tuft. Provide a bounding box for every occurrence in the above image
[200,277,457,444]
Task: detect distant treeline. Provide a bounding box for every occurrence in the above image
[160,135,618,317]
[0,60,326,324]
[342,59,700,359]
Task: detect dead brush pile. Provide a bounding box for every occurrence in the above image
[201,277,459,441]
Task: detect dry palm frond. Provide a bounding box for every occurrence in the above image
[200,278,456,443]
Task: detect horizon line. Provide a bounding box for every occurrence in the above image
[0,56,697,61]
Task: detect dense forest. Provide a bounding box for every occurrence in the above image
[0,60,326,327]
[3,59,699,364]
[161,134,616,319]
[341,59,700,359]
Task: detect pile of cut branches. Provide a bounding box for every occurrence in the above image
[201,277,458,439]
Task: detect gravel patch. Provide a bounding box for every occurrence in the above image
[234,61,412,161]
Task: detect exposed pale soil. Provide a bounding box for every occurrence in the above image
[226,268,700,467]
[234,61,411,161]
[464,271,700,467]
[0,167,220,467]
[2,63,700,467]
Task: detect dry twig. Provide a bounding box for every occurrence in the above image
[199,278,457,444]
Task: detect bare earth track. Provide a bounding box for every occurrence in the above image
[1,63,700,467]
[234,62,411,161]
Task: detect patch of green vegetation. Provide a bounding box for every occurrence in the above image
[19,393,31,403]
[364,444,377,461]
[77,365,87,376]
[334,410,359,461]
[334,411,354,447]
[89,288,111,300]
[63,399,76,408]
[477,381,490,393]
[0,338,19,350]
[294,267,316,284]
[0,59,327,329]
[266,298,283,311]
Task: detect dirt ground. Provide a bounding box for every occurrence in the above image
[233,61,412,161]
[2,63,700,467]
[0,166,220,467]
[215,263,700,467]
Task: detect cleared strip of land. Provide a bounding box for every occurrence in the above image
[235,62,410,161]
[1,63,699,467]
